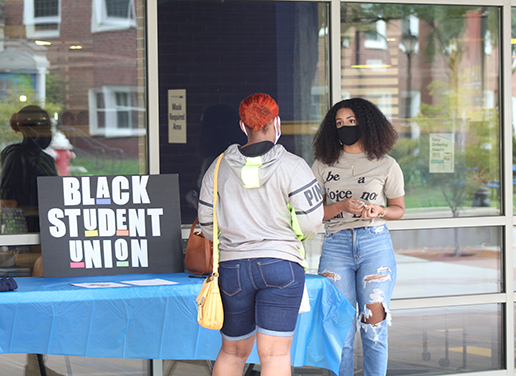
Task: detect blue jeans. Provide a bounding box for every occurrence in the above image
[318,225,396,376]
[218,258,305,340]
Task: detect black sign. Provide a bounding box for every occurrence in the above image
[37,174,184,277]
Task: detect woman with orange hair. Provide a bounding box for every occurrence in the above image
[198,93,324,376]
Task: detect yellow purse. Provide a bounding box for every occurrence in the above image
[196,154,224,330]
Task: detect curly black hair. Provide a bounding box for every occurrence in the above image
[313,98,398,165]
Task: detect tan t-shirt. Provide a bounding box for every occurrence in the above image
[312,152,405,233]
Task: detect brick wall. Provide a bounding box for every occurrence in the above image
[4,0,141,159]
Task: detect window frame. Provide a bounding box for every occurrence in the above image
[91,0,137,33]
[88,85,145,138]
[364,20,388,50]
[23,0,61,39]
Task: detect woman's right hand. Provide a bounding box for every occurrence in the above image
[339,198,365,216]
[322,196,366,221]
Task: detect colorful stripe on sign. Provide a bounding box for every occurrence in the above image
[96,199,111,205]
[70,262,85,268]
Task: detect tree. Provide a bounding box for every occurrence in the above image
[0,83,63,149]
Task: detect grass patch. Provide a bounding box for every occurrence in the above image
[404,186,449,208]
[405,185,501,210]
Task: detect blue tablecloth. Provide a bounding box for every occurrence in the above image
[0,273,354,373]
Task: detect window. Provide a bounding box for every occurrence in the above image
[23,0,61,38]
[402,90,421,119]
[364,20,388,50]
[91,0,136,33]
[390,305,502,374]
[89,86,145,137]
[399,16,419,55]
[0,0,147,279]
[342,4,501,219]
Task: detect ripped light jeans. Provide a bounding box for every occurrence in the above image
[318,225,396,376]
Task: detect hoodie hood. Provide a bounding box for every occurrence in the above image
[223,144,286,188]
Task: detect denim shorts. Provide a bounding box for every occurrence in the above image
[218,258,305,341]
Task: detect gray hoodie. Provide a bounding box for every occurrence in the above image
[198,144,323,267]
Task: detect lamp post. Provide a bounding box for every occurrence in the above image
[401,31,418,120]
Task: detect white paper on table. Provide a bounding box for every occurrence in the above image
[72,282,130,288]
[298,283,311,313]
[120,278,179,286]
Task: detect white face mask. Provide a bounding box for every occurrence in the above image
[274,116,281,144]
[240,117,281,143]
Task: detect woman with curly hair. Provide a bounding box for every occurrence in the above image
[311,97,405,376]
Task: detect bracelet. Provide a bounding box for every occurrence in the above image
[378,206,386,218]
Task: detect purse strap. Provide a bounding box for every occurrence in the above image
[189,218,199,237]
[212,153,224,274]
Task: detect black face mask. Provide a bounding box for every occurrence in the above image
[32,136,52,150]
[25,126,52,150]
[337,125,360,146]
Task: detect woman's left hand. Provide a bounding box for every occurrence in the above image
[361,204,384,219]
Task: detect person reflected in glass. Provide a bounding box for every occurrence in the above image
[312,98,405,376]
[0,105,57,233]
[0,106,61,375]
[1,105,57,278]
[185,103,245,211]
[198,93,323,376]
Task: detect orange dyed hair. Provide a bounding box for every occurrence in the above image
[239,93,279,130]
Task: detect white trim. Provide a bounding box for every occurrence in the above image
[501,1,514,374]
[345,0,505,4]
[23,0,61,39]
[147,0,160,175]
[391,293,507,310]
[408,16,419,37]
[91,0,136,33]
[88,85,145,137]
[484,89,495,109]
[388,216,507,231]
[512,97,516,133]
[330,0,341,104]
[0,233,40,246]
[364,20,388,50]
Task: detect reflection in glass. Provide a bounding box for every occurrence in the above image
[157,1,330,223]
[391,227,501,299]
[304,233,324,275]
[511,9,516,291]
[387,305,502,375]
[512,8,516,208]
[0,106,57,233]
[341,4,500,218]
[0,354,150,375]
[305,227,502,297]
[0,0,147,274]
[513,226,516,291]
